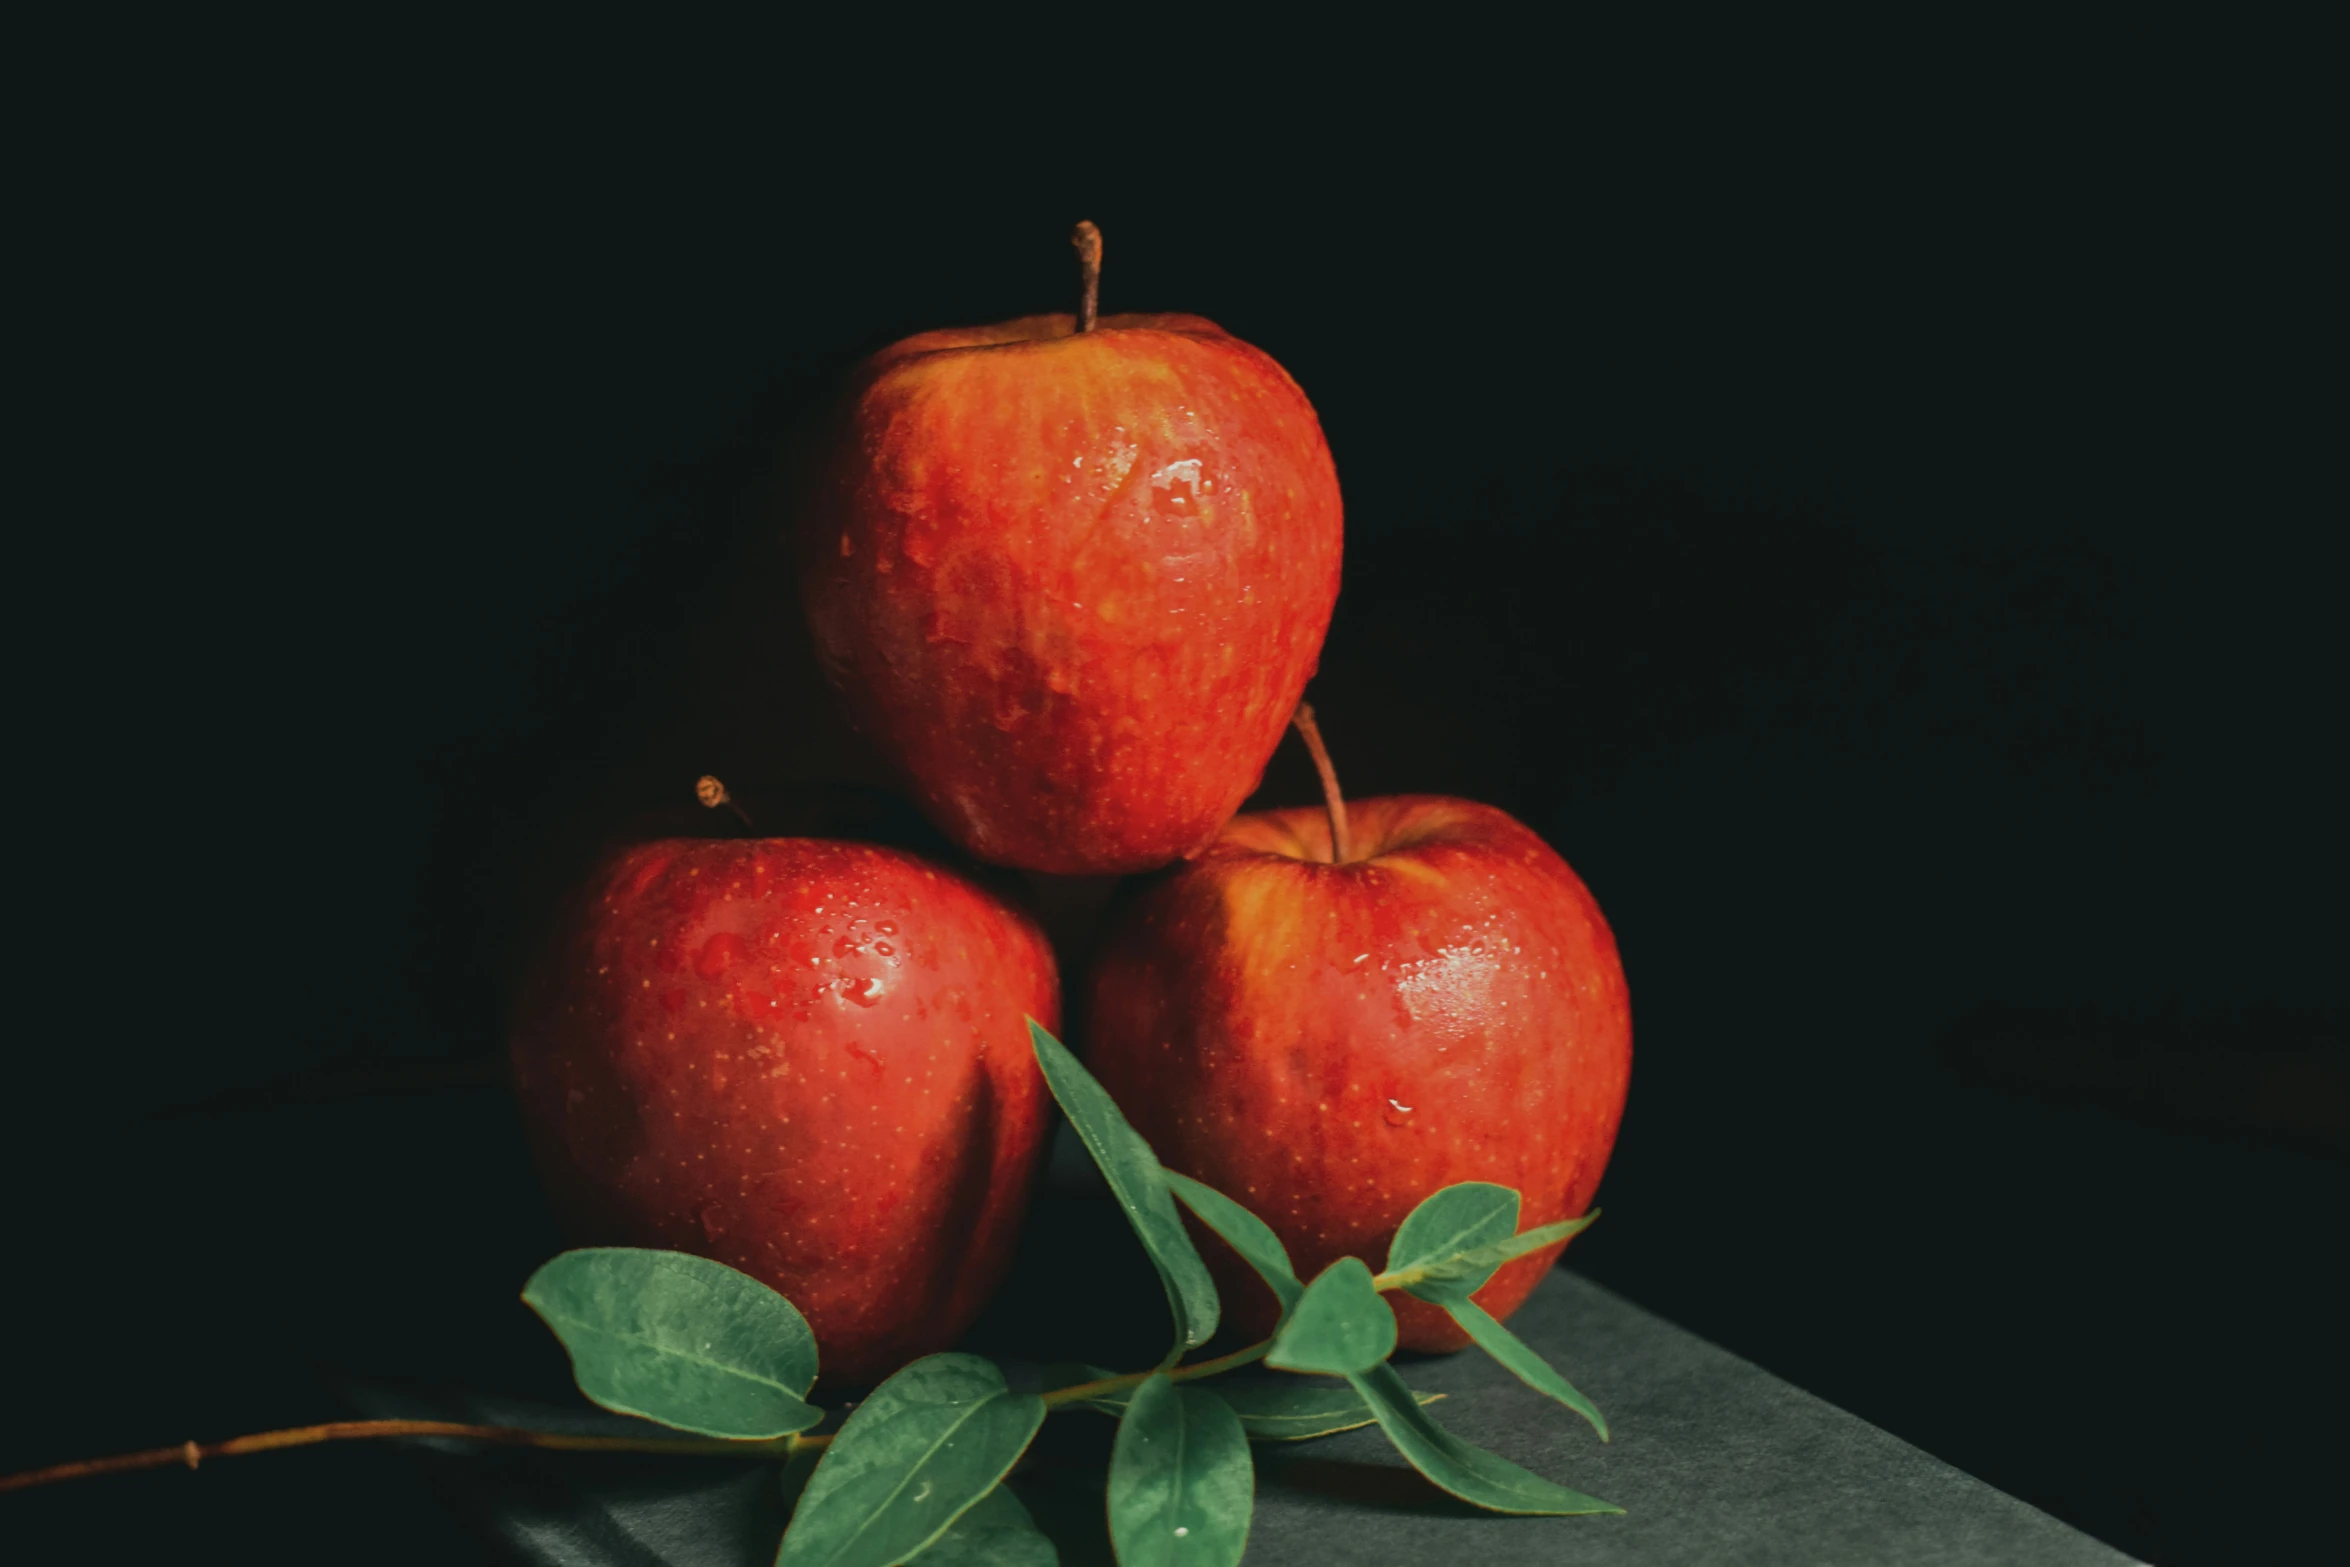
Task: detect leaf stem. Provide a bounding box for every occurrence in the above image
[1173,1340,1278,1384]
[1290,703,1353,865]
[1040,1337,1277,1410]
[1038,1255,1514,1410]
[0,1420,806,1494]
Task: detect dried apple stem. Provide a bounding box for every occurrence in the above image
[0,1421,805,1493]
[1291,703,1354,865]
[1072,220,1103,333]
[696,774,756,832]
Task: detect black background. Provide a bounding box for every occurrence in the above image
[10,18,2343,1564]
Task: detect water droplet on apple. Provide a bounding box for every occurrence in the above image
[698,1203,731,1239]
[848,975,886,1008]
[1383,1098,1415,1128]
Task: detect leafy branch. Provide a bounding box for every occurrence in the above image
[2,1019,1620,1564]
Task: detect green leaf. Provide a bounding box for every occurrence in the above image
[1449,1300,1610,1441]
[1425,1214,1599,1292]
[1383,1183,1599,1303]
[1108,1373,1253,1567]
[1346,1361,1621,1516]
[1027,1019,1219,1357]
[1212,1381,1443,1441]
[1265,1258,1396,1376]
[521,1248,822,1440]
[1065,1376,1443,1443]
[1383,1183,1519,1302]
[905,1484,1057,1566]
[1162,1169,1304,1314]
[776,1354,1044,1567]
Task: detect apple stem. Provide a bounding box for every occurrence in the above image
[1072,220,1103,333]
[1291,703,1354,865]
[0,1420,807,1494]
[695,775,756,833]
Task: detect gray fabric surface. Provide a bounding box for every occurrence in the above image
[1229,1270,2139,1565]
[362,1270,2138,1566]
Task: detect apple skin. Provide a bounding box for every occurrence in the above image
[509,834,1060,1387]
[799,312,1344,875]
[1083,796,1631,1352]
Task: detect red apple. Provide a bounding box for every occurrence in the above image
[798,227,1344,874]
[509,813,1059,1386]
[1082,719,1631,1351]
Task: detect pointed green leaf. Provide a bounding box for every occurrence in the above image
[1346,1361,1621,1516]
[1383,1181,1598,1304]
[1052,1372,1447,1447]
[1108,1373,1253,1567]
[1066,1376,1443,1442]
[776,1354,1044,1567]
[1027,1019,1219,1357]
[1211,1381,1443,1441]
[1265,1258,1396,1376]
[1384,1183,1519,1302]
[1449,1300,1609,1441]
[1417,1214,1599,1298]
[1163,1169,1304,1314]
[907,1484,1058,1566]
[521,1248,821,1439]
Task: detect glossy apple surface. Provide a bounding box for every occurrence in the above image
[800,312,1344,874]
[1083,796,1631,1351]
[510,834,1059,1386]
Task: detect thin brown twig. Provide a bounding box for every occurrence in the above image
[0,1420,806,1495]
[7,1263,1474,1495]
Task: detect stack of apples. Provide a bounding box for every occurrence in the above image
[509,227,1632,1384]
